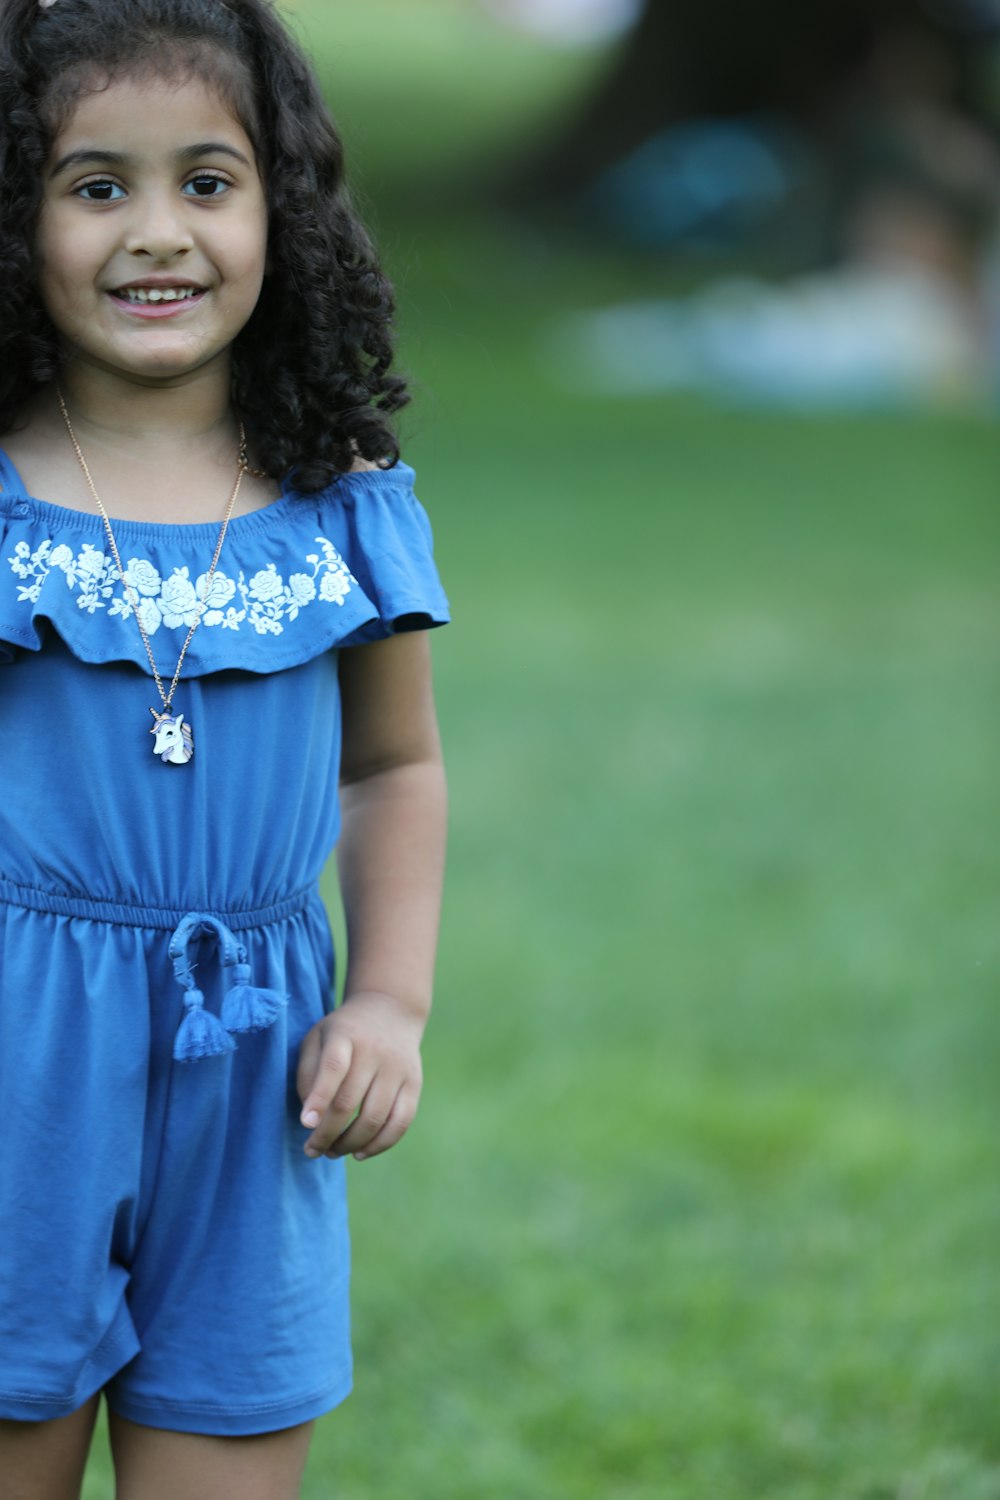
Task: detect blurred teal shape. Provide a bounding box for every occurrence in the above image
[580,115,814,251]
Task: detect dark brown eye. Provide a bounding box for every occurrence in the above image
[79,180,123,202]
[185,175,228,198]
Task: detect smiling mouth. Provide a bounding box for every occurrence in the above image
[112,286,206,305]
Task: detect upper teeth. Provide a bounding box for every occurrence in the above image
[120,287,200,304]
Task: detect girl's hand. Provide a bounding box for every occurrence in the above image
[296,991,425,1162]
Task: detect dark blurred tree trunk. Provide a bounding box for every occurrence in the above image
[512,0,995,207]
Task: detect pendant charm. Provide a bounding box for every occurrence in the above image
[150,708,194,766]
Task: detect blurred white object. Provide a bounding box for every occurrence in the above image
[542,266,997,410]
[480,0,643,46]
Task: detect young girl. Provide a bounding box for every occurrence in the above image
[0,1,448,1496]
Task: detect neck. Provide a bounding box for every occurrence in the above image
[25,355,269,524]
[57,358,236,452]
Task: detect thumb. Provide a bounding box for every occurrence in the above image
[295,1022,323,1114]
[296,1023,354,1130]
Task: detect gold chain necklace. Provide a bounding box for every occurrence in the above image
[57,388,252,767]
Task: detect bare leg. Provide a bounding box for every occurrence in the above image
[0,1393,101,1500]
[107,1410,316,1500]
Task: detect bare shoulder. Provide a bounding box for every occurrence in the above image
[1,406,81,499]
[349,454,391,473]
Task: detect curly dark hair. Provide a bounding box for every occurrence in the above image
[0,0,409,490]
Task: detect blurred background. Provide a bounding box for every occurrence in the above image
[85,3,1000,1496]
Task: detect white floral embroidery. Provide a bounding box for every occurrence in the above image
[289,572,316,607]
[124,557,162,597]
[160,568,201,628]
[7,534,357,636]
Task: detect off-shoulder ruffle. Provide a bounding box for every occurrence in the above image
[0,454,449,674]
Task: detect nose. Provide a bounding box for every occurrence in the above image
[123,188,195,261]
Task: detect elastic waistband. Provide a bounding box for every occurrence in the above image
[0,878,317,931]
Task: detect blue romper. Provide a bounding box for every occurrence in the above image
[0,451,449,1436]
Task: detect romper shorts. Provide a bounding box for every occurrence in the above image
[0,883,352,1436]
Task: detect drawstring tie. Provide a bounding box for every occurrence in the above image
[168,912,290,1062]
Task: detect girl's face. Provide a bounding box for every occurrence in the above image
[36,71,268,389]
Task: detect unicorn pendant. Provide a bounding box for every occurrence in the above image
[150,708,195,766]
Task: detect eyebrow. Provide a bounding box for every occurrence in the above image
[50,141,253,177]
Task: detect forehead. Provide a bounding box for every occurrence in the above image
[48,72,257,164]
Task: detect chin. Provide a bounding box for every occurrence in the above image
[84,340,229,384]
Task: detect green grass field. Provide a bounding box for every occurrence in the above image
[82,7,1000,1498]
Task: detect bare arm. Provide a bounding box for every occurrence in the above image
[296,630,447,1161]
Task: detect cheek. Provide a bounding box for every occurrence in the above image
[35,211,98,305]
[234,193,269,275]
[228,219,270,302]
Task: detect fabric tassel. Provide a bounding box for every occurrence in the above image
[173,989,237,1062]
[168,913,288,1061]
[222,960,289,1036]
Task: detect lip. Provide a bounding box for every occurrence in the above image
[113,277,207,292]
[107,289,208,320]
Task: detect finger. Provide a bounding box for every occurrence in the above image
[299,1033,354,1135]
[327,1075,401,1159]
[351,1080,421,1162]
[295,1025,323,1110]
[306,1057,377,1155]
